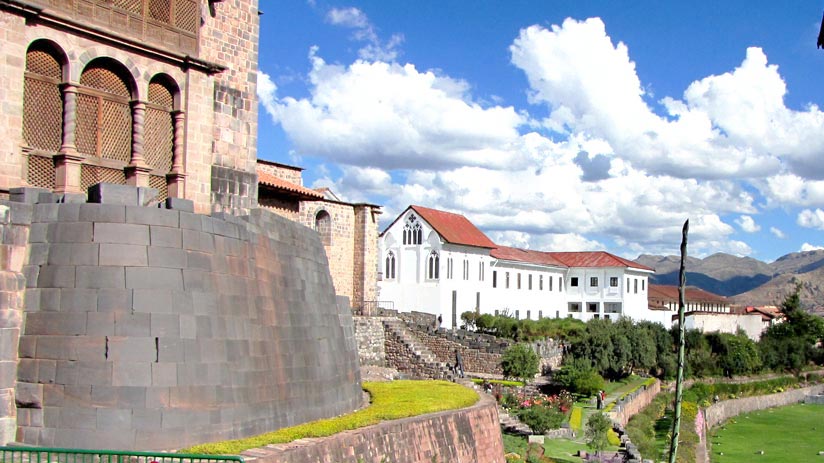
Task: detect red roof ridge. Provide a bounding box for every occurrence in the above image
[257,170,324,200]
[409,205,497,249]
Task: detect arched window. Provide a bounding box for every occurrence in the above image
[145,75,177,173]
[77,58,134,163]
[403,214,423,245]
[315,210,332,246]
[384,251,396,280]
[427,251,440,280]
[23,40,64,153]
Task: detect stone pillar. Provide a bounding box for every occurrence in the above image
[125,101,151,187]
[166,110,186,198]
[54,83,84,194]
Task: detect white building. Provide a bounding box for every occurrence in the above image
[378,205,656,328]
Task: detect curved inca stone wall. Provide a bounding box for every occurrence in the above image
[12,193,362,450]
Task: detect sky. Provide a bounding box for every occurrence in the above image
[256,1,824,263]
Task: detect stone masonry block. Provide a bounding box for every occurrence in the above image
[185,250,212,271]
[151,363,177,387]
[47,243,99,266]
[147,247,185,269]
[157,337,184,362]
[37,266,76,288]
[149,226,182,248]
[126,206,179,227]
[32,203,59,223]
[182,229,215,253]
[99,244,148,266]
[132,289,173,313]
[179,212,202,231]
[75,361,112,386]
[164,197,194,212]
[75,266,125,289]
[78,204,126,223]
[56,204,81,222]
[26,243,48,266]
[37,288,60,311]
[9,187,50,204]
[85,312,115,336]
[126,267,183,290]
[97,408,132,430]
[87,184,140,206]
[112,361,151,387]
[28,222,47,243]
[59,288,97,312]
[93,223,149,245]
[24,312,85,336]
[47,222,93,243]
[97,289,132,312]
[113,313,151,337]
[150,313,180,337]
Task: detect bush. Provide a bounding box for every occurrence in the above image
[585,412,611,450]
[516,405,565,434]
[554,358,605,396]
[502,344,540,385]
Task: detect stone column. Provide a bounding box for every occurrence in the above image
[53,83,84,194]
[166,110,187,198]
[125,101,152,187]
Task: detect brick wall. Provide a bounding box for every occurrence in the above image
[243,392,506,463]
[8,187,362,450]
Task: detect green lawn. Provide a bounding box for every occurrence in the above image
[503,432,620,463]
[710,403,824,463]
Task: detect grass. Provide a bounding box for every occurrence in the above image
[503,432,621,463]
[710,403,824,463]
[180,380,478,455]
[471,378,524,387]
[569,406,583,431]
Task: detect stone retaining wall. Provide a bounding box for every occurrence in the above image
[354,316,386,366]
[608,380,660,428]
[384,326,449,380]
[241,393,505,463]
[5,186,363,450]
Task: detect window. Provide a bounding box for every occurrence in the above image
[569,303,580,312]
[145,75,178,173]
[571,277,579,287]
[610,277,618,287]
[517,273,522,289]
[515,310,520,319]
[588,303,598,313]
[77,58,134,162]
[505,272,510,289]
[559,276,563,291]
[446,257,453,279]
[594,314,600,319]
[605,314,610,320]
[427,251,440,280]
[384,251,396,280]
[403,215,423,245]
[463,259,469,280]
[539,275,543,290]
[538,310,543,319]
[492,270,497,288]
[634,279,638,294]
[528,274,533,290]
[627,278,630,292]
[526,310,531,320]
[549,276,553,291]
[315,210,332,246]
[479,261,485,281]
[590,277,598,287]
[642,280,645,291]
[23,40,64,154]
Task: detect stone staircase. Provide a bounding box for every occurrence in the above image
[382,318,456,381]
[497,406,533,436]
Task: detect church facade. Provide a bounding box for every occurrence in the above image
[378,205,655,329]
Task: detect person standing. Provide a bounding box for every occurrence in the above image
[455,349,465,378]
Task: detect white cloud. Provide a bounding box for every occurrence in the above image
[324,6,403,61]
[735,215,760,233]
[257,71,277,119]
[770,227,786,239]
[797,209,824,230]
[800,243,824,252]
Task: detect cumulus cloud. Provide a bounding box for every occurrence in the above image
[325,6,403,61]
[736,215,760,233]
[770,227,786,239]
[800,243,824,252]
[797,209,824,230]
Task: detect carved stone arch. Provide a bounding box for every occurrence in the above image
[23,39,67,155]
[315,209,332,246]
[141,65,186,106]
[76,48,141,99]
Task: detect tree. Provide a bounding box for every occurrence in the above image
[501,343,540,386]
[759,285,824,374]
[554,357,605,397]
[460,310,478,330]
[585,412,611,451]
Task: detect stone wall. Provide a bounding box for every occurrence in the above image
[5,186,363,450]
[608,379,661,427]
[384,325,449,380]
[242,393,506,463]
[354,316,385,367]
[703,384,824,429]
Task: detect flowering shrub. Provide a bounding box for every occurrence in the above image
[499,390,574,434]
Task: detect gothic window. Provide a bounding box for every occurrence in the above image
[77,58,134,163]
[427,251,440,280]
[384,251,396,280]
[315,210,332,246]
[403,215,423,245]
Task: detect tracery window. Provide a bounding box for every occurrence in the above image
[385,251,396,280]
[427,251,440,280]
[402,214,423,245]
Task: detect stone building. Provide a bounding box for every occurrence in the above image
[256,160,382,312]
[0,0,261,214]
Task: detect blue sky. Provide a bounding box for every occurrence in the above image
[256,1,824,262]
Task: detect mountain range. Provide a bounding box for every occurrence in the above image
[635,250,824,310]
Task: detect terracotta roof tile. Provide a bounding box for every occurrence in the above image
[548,251,654,271]
[257,170,324,200]
[411,205,496,248]
[490,246,566,267]
[648,284,727,303]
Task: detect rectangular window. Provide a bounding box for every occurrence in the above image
[610,277,618,287]
[515,310,520,319]
[594,314,600,319]
[538,310,543,319]
[506,272,510,289]
[605,314,610,320]
[571,277,579,287]
[588,303,598,312]
[528,274,533,290]
[479,262,485,281]
[560,276,563,291]
[627,278,630,292]
[642,280,645,291]
[492,270,497,288]
[517,273,522,289]
[590,277,598,287]
[539,275,543,290]
[495,309,499,316]
[549,276,553,291]
[569,303,580,312]
[463,260,469,280]
[447,258,453,279]
[526,310,531,320]
[634,279,638,294]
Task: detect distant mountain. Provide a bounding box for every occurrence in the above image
[634,250,824,310]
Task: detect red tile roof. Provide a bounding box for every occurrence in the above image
[490,246,566,267]
[257,170,324,200]
[548,251,653,271]
[410,205,497,249]
[648,284,727,303]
